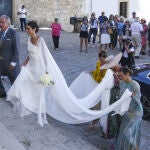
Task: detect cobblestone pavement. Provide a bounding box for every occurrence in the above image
[0,29,150,150]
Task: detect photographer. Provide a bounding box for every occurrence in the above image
[88,12,98,47]
[120,38,135,69]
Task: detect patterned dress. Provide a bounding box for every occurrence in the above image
[141,24,148,49]
[116,80,143,150]
[105,75,121,138]
[93,64,120,138]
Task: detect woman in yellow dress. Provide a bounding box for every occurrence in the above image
[89,50,107,128]
[92,50,107,83]
[90,52,122,140]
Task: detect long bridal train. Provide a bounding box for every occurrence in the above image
[70,71,131,134]
[7,37,132,126]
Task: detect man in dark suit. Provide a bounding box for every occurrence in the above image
[0,15,20,97]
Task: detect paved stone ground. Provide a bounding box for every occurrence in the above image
[0,29,150,150]
[0,122,25,150]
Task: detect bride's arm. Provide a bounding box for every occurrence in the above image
[21,56,29,67]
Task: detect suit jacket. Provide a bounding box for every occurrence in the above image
[0,27,20,67]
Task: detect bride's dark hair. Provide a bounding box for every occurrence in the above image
[27,21,39,33]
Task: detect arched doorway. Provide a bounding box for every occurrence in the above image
[0,0,12,21]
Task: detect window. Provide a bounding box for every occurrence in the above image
[120,2,128,18]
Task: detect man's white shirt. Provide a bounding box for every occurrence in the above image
[18,8,27,18]
[130,22,143,36]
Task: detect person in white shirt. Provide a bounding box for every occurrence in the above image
[130,12,136,24]
[17,5,27,31]
[88,12,98,47]
[130,17,143,58]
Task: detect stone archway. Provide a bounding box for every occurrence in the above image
[0,0,12,21]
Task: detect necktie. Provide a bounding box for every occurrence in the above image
[1,31,5,40]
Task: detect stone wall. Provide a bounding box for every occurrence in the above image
[13,0,86,32]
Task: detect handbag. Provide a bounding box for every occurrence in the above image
[108,27,113,34]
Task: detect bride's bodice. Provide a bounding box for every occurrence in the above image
[26,38,44,74]
[27,40,40,61]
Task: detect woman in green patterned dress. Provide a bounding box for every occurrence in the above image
[116,67,143,150]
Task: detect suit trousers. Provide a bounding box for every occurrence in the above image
[0,60,19,95]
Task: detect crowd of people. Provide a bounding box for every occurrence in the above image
[88,51,143,150]
[79,11,150,60]
[0,8,146,150]
[78,11,147,149]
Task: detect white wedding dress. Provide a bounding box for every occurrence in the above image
[7,37,132,126]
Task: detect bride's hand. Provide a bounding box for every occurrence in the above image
[20,62,26,67]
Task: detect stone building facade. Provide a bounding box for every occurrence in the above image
[11,0,86,32]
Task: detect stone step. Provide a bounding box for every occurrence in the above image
[0,122,25,150]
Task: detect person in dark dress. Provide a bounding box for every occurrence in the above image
[79,16,88,53]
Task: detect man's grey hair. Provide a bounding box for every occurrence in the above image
[135,17,140,22]
[0,15,11,25]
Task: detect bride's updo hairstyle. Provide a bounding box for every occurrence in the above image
[27,21,39,33]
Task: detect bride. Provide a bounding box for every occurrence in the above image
[7,21,132,126]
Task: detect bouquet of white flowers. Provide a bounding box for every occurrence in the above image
[39,73,54,86]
